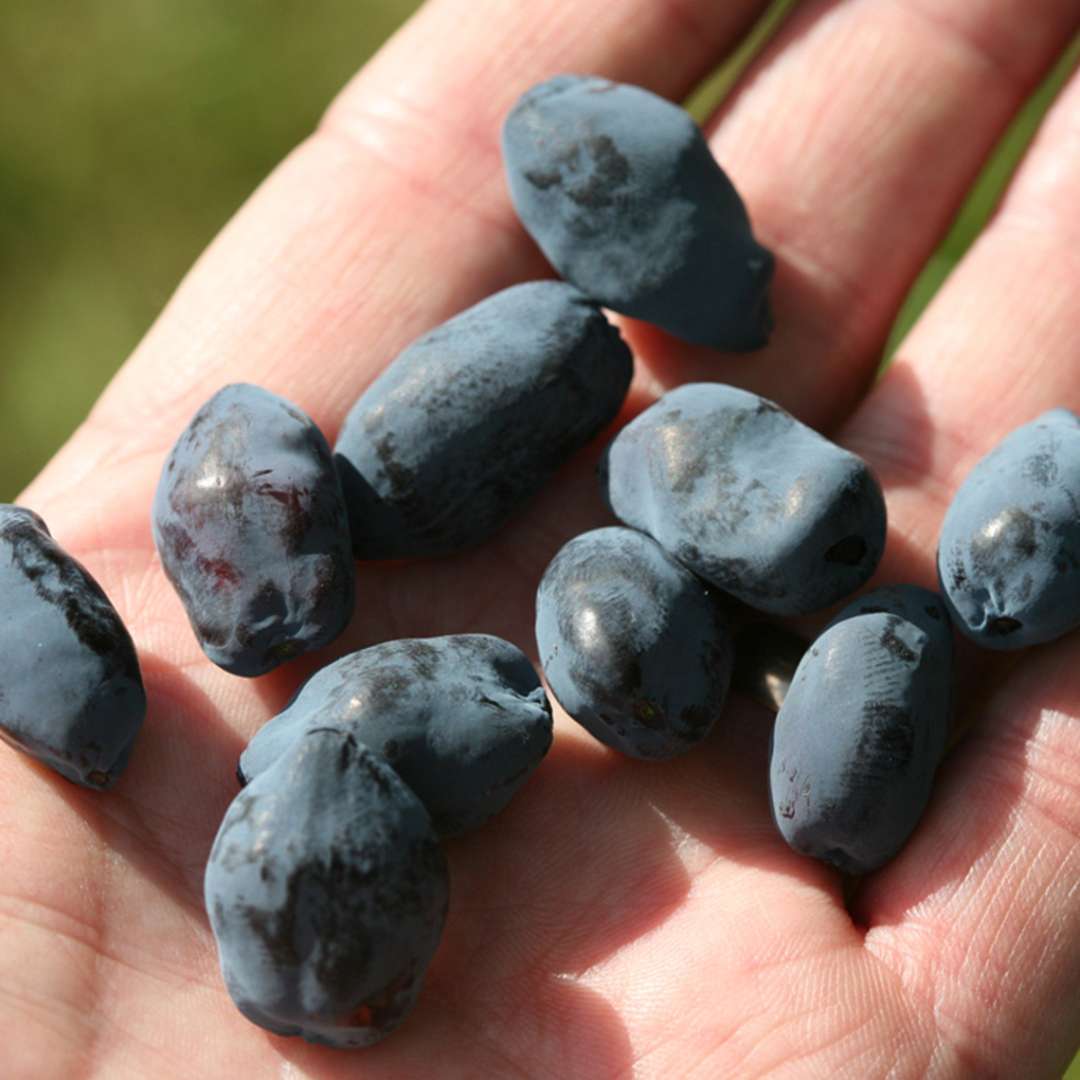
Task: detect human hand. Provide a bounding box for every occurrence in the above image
[6,0,1080,1076]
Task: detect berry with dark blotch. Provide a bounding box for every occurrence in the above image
[239,634,553,835]
[826,584,953,761]
[333,280,632,559]
[535,526,733,759]
[938,408,1080,649]
[0,505,145,789]
[152,383,355,677]
[502,74,774,351]
[205,728,449,1048]
[601,383,886,616]
[768,606,950,875]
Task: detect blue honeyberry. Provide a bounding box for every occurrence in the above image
[769,601,950,876]
[601,383,886,616]
[535,526,733,759]
[826,584,953,762]
[206,728,448,1048]
[938,408,1080,649]
[502,74,774,350]
[0,505,145,789]
[153,383,354,677]
[333,280,632,559]
[239,634,552,836]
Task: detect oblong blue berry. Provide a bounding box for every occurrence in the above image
[502,75,773,350]
[334,281,632,558]
[535,526,733,759]
[602,383,886,616]
[938,408,1080,649]
[206,729,448,1048]
[0,506,145,789]
[239,635,552,835]
[152,383,354,677]
[769,607,948,875]
[826,584,953,762]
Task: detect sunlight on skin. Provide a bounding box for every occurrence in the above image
[4,0,1080,1076]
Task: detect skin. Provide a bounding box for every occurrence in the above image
[3,0,1080,1077]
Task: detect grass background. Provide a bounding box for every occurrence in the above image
[0,0,423,497]
[1,0,1077,1072]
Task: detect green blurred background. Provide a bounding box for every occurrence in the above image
[0,0,423,498]
[0,1,1077,1071]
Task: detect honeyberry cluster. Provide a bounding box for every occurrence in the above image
[2,74,1079,1051]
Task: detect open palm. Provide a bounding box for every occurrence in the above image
[5,1,1080,1076]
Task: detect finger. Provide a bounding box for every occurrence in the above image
[628,0,1080,431]
[24,0,771,516]
[840,65,1080,1074]
[843,46,1080,583]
